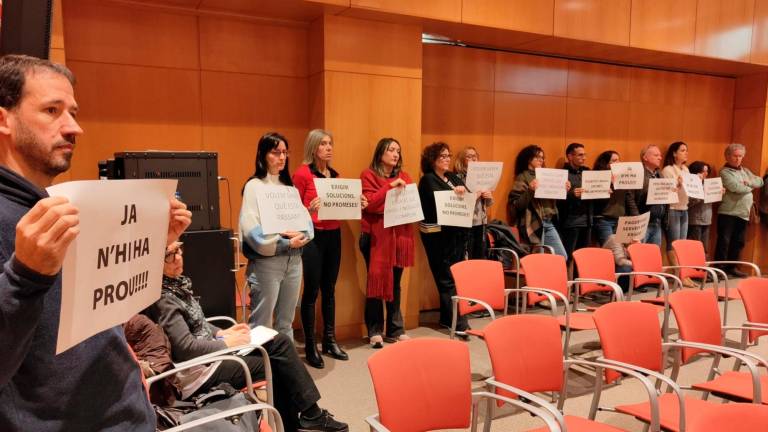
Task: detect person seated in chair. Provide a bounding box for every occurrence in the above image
[147,242,348,432]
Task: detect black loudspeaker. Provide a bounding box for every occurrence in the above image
[180,229,237,318]
[0,0,53,58]
[110,151,220,231]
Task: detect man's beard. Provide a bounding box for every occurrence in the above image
[14,119,74,178]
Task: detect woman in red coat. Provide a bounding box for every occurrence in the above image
[359,137,415,348]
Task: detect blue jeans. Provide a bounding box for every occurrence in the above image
[542,220,567,260]
[645,219,662,247]
[665,209,688,251]
[595,217,618,246]
[247,255,303,341]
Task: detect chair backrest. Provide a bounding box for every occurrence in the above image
[592,302,663,383]
[367,338,472,432]
[520,253,568,306]
[483,315,565,400]
[671,239,707,279]
[738,277,768,343]
[572,248,616,295]
[450,259,507,315]
[627,243,664,288]
[668,290,722,362]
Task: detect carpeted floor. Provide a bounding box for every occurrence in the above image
[302,280,768,431]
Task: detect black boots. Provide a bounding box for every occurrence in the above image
[322,338,348,360]
[304,338,325,369]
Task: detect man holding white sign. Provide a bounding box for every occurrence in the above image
[557,143,593,261]
[634,145,668,247]
[0,55,191,431]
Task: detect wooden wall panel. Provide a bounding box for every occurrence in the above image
[495,52,568,96]
[567,61,630,101]
[351,0,461,22]
[63,0,200,69]
[461,0,555,35]
[630,0,697,54]
[735,73,768,108]
[685,74,736,109]
[695,0,755,62]
[627,103,685,151]
[322,14,422,78]
[423,45,495,91]
[199,17,308,77]
[565,98,630,154]
[66,61,203,181]
[491,93,567,216]
[553,0,630,46]
[629,68,686,105]
[752,0,768,65]
[682,107,734,163]
[422,86,495,156]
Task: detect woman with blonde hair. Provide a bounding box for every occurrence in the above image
[453,146,494,259]
[293,129,366,368]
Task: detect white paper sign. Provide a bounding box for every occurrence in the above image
[47,179,176,354]
[237,326,279,356]
[611,162,644,190]
[534,168,568,200]
[615,212,651,244]
[255,185,312,235]
[313,178,362,221]
[581,170,612,200]
[682,173,705,200]
[434,190,477,228]
[704,177,724,204]
[465,161,503,192]
[383,184,424,228]
[647,178,679,205]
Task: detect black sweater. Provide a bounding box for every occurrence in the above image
[0,165,154,431]
[418,171,466,225]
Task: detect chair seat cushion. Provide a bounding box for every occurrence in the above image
[692,371,768,404]
[615,393,717,432]
[556,313,595,331]
[715,287,741,300]
[527,414,627,431]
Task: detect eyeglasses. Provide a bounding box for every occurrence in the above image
[533,155,545,161]
[164,244,183,263]
[269,150,289,157]
[438,153,452,160]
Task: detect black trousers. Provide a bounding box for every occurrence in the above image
[420,229,470,331]
[195,334,320,432]
[687,224,711,255]
[559,225,590,262]
[359,233,405,338]
[714,214,748,267]
[467,224,487,259]
[300,229,342,342]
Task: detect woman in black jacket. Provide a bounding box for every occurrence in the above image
[418,142,471,336]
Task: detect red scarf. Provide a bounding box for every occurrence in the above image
[361,169,415,301]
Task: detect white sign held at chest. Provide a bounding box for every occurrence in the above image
[534,168,569,200]
[434,190,477,228]
[615,212,651,244]
[255,185,312,235]
[704,177,724,203]
[47,179,176,354]
[465,161,503,192]
[647,178,679,205]
[581,170,612,200]
[383,184,424,228]
[682,173,705,200]
[313,178,362,221]
[611,162,644,190]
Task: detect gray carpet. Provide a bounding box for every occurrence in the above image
[304,281,768,431]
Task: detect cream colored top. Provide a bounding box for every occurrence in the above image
[661,164,689,211]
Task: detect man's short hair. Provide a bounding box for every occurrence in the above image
[565,142,584,156]
[0,54,75,110]
[640,144,659,159]
[724,143,746,158]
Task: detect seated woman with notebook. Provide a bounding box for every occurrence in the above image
[147,241,348,432]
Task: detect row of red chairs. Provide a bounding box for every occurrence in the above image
[364,239,768,431]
